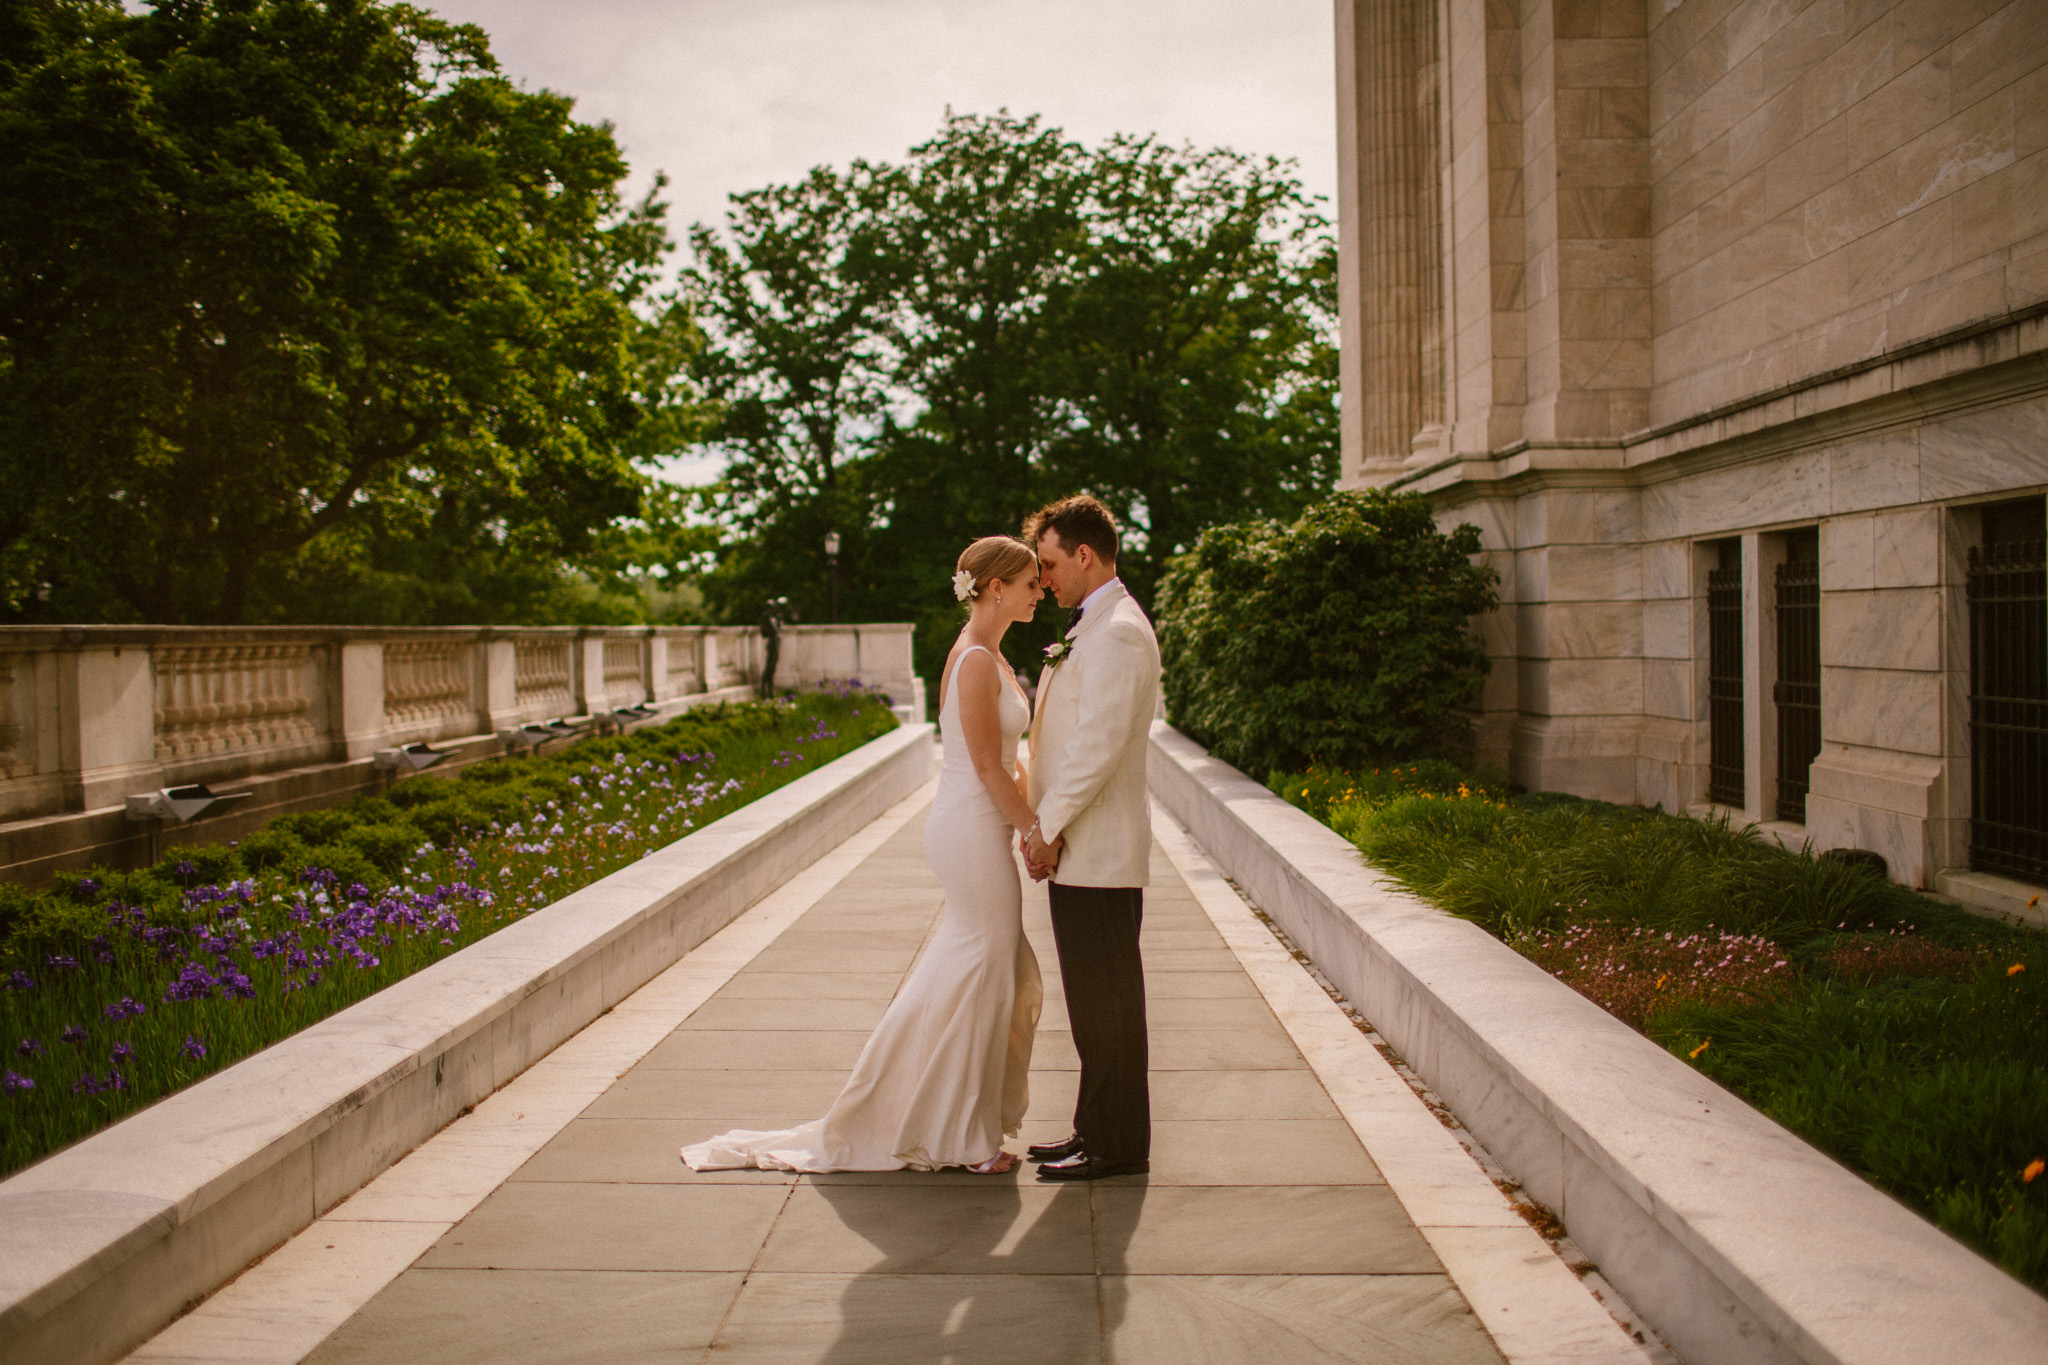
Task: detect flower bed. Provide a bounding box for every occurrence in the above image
[1277,765,2048,1292]
[0,690,897,1175]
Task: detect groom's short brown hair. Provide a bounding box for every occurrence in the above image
[1024,494,1119,565]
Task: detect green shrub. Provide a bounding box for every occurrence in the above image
[340,823,425,875]
[236,828,311,875]
[1156,490,1499,779]
[272,807,356,847]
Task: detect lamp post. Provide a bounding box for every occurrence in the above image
[824,530,841,623]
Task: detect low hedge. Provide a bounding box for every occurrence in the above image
[1278,764,2048,1293]
[0,690,897,1175]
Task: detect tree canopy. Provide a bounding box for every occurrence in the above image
[0,0,703,625]
[688,112,1339,681]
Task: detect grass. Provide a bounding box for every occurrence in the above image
[1277,764,2048,1293]
[0,689,897,1176]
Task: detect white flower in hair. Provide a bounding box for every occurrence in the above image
[951,569,977,601]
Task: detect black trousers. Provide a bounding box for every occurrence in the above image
[1047,883,1149,1163]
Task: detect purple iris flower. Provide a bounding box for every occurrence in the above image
[181,1035,207,1060]
[163,962,218,1002]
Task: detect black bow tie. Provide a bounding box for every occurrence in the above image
[1068,605,1084,631]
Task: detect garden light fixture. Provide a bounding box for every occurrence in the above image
[498,722,558,754]
[124,784,252,826]
[374,742,450,772]
[825,531,842,623]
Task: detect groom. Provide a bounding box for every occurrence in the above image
[1020,494,1161,1182]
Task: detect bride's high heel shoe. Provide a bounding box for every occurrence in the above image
[968,1150,1019,1174]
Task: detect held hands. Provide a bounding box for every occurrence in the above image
[1021,825,1064,882]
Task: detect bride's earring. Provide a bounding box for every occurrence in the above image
[995,590,1004,608]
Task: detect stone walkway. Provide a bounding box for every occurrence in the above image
[129,782,1652,1364]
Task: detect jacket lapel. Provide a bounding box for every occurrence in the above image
[1033,580,1128,727]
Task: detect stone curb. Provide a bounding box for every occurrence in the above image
[0,722,935,1365]
[1147,721,2048,1365]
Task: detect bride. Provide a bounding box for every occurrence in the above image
[681,536,1046,1174]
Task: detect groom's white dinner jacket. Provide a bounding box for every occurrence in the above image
[1027,578,1162,888]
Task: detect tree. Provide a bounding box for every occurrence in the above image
[686,112,1336,683]
[1042,136,1340,607]
[0,0,697,624]
[682,160,904,636]
[1155,490,1500,779]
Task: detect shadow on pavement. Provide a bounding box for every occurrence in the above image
[812,1176,1143,1362]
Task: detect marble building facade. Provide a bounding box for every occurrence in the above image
[1334,0,2048,911]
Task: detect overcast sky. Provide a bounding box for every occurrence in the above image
[424,0,1337,238]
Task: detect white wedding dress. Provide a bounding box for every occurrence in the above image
[681,645,1042,1172]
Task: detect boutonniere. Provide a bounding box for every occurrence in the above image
[1043,639,1072,669]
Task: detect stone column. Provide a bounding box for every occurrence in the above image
[1408,0,1449,469]
[1337,0,1446,485]
[1517,2,1650,442]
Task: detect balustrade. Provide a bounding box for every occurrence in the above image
[382,640,471,729]
[0,623,917,832]
[602,636,645,708]
[153,643,319,763]
[513,637,575,713]
[665,629,704,696]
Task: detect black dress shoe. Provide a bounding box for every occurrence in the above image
[1035,1151,1149,1182]
[1026,1133,1085,1162]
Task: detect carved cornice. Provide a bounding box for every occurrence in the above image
[1390,303,2048,508]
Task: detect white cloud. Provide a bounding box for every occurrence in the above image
[426,0,1336,235]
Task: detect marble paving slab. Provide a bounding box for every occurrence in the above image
[127,784,1654,1365]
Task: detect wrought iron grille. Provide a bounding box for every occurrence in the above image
[1774,536,1821,823]
[1707,547,1745,808]
[1968,529,2047,884]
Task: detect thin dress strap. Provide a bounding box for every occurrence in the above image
[943,644,993,714]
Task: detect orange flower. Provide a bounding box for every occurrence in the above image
[2025,1159,2045,1184]
[2010,963,2028,977]
[2028,894,2040,910]
[1689,1039,1711,1060]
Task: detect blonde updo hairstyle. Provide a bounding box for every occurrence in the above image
[955,535,1037,609]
